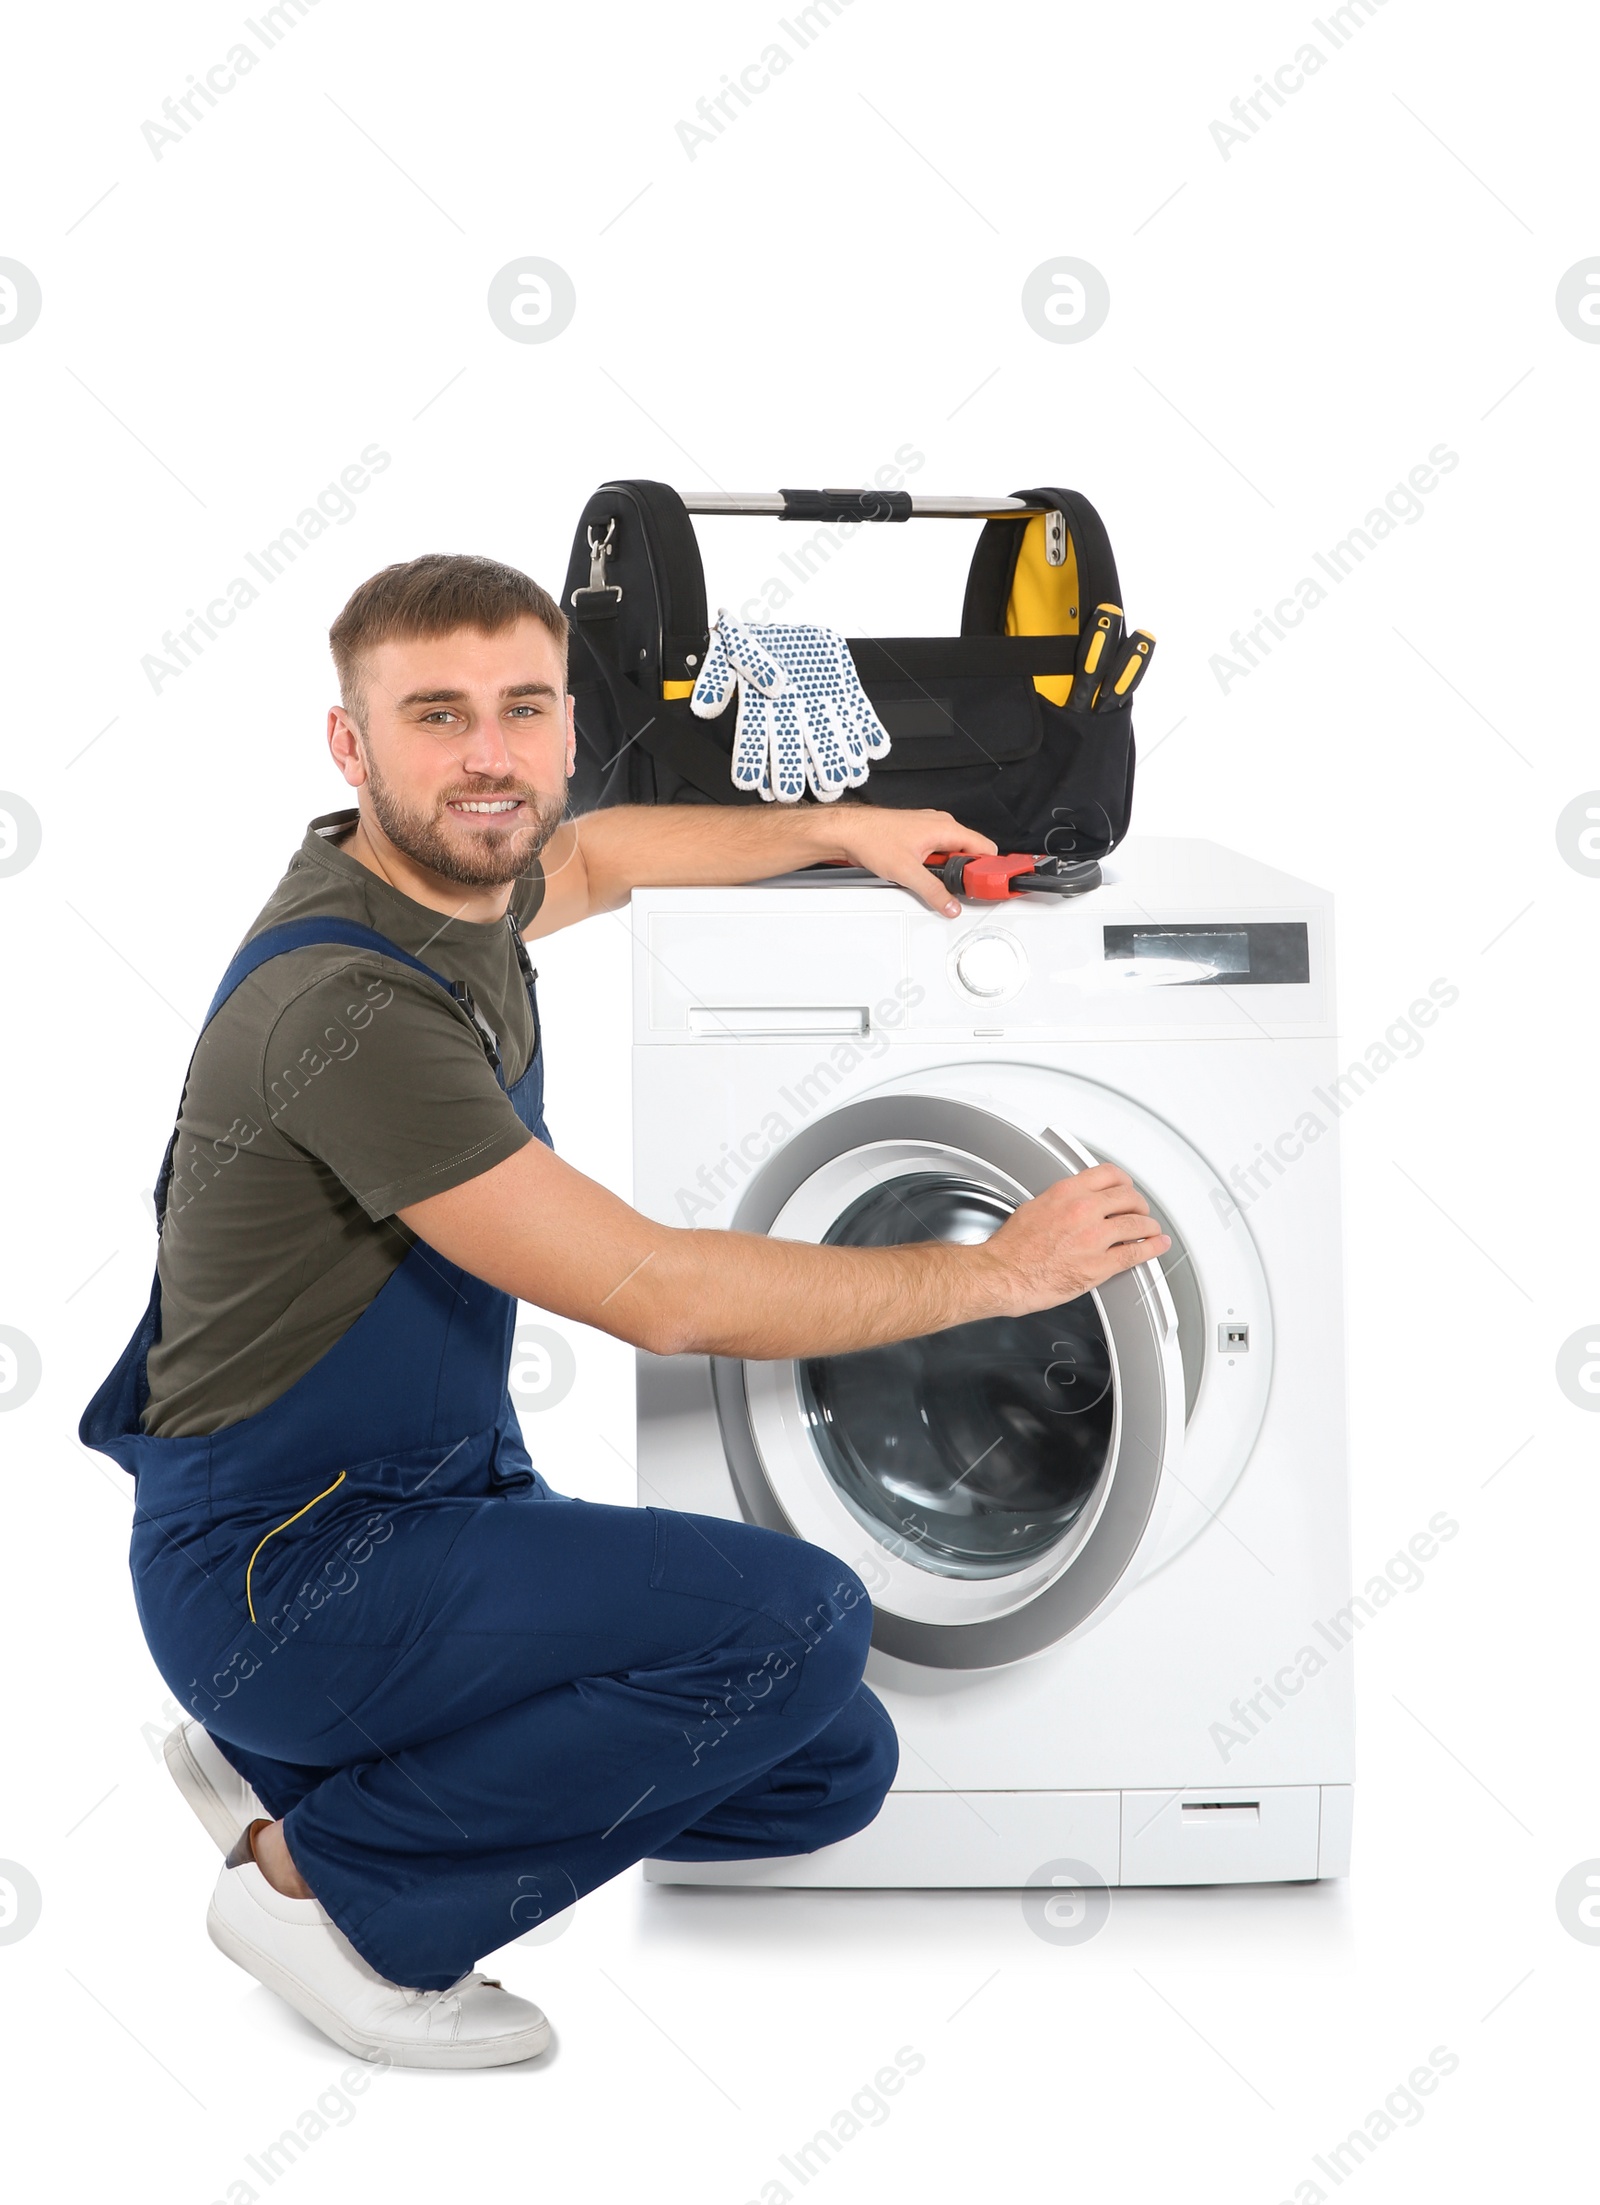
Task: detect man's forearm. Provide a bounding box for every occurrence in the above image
[651,1227,1013,1360]
[400,1144,1014,1363]
[573,803,849,913]
[400,1137,1165,1364]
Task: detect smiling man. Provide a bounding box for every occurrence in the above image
[82,552,1170,2069]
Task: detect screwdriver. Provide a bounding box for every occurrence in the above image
[1066,604,1123,713]
[1091,629,1157,712]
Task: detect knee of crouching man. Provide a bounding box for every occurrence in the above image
[854,1689,900,1812]
[791,1557,875,1684]
[795,1687,900,1852]
[834,1561,875,1635]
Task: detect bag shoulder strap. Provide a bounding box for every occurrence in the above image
[567,621,758,807]
[960,485,1123,637]
[561,478,710,685]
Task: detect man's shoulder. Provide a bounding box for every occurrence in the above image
[193,818,459,1069]
[193,808,543,1082]
[241,809,380,944]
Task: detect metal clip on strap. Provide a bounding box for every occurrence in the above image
[571,517,621,616]
[453,983,503,1083]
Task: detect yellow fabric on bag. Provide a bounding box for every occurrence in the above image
[1004,514,1081,706]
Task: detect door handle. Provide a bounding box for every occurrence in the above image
[1041,1125,1177,1346]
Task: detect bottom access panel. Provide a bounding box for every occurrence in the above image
[643,1785,1352,1888]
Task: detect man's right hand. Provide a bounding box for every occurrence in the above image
[981,1164,1171,1316]
[398,1141,1170,1365]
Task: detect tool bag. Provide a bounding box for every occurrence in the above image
[559,480,1137,858]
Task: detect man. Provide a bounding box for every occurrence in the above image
[82,553,1170,2069]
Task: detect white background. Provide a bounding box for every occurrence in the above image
[1,0,1596,2197]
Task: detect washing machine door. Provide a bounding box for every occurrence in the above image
[711,1093,1187,1669]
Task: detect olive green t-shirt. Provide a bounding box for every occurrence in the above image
[142,810,546,1438]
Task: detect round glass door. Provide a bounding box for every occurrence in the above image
[714,1091,1188,1668]
[796,1173,1115,1579]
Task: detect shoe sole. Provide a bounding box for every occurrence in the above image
[206,1899,551,2069]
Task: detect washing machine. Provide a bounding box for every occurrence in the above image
[629,835,1355,1888]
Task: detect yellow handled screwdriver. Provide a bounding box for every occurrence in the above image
[1091,629,1156,712]
[1066,603,1123,713]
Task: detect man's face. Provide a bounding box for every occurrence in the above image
[332,617,574,889]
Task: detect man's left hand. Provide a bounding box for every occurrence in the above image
[821,808,998,918]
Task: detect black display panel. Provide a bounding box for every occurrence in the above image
[1102,922,1310,985]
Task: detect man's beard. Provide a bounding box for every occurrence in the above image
[362,750,566,889]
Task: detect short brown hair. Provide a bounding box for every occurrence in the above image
[329,553,568,722]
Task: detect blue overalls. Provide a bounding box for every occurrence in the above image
[81,919,897,1991]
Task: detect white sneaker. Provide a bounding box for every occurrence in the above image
[207,1841,551,2069]
[164,1721,265,1852]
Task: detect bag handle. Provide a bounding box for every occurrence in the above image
[682,489,1067,565]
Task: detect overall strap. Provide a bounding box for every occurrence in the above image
[204,918,466,1027]
[154,918,533,1230]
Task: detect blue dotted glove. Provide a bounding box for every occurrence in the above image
[690,609,893,802]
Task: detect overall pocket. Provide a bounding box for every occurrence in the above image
[237,1481,409,1654]
[244,1471,348,1623]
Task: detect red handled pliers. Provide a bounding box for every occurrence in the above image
[925,852,1102,901]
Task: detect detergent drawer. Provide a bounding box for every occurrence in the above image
[643,910,908,1035]
[1120,1785,1324,1884]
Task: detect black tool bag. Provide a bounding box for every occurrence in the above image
[560,480,1136,858]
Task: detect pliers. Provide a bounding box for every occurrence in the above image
[924,852,1102,901]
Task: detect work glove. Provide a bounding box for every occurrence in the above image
[689,609,893,802]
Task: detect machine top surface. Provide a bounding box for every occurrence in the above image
[631,836,1336,1043]
[631,836,1330,917]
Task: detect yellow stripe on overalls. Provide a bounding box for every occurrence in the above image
[245,1470,347,1623]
